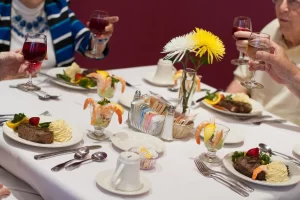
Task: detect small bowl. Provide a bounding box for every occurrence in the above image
[172,121,194,139]
[129,146,159,170]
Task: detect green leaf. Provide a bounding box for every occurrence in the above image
[110,76,120,88]
[39,122,51,128]
[11,113,26,123]
[98,98,110,105]
[201,56,209,65]
[57,73,71,82]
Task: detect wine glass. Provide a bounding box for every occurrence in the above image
[18,33,47,91]
[87,106,114,141]
[231,16,252,66]
[85,10,109,59]
[200,123,230,164]
[240,32,271,89]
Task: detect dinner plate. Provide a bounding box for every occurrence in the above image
[110,131,165,153]
[201,93,264,117]
[223,152,300,187]
[46,67,97,90]
[293,144,300,157]
[143,73,174,87]
[198,127,245,144]
[2,116,83,148]
[96,170,151,196]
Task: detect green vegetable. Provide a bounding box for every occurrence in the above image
[204,90,216,101]
[225,94,233,100]
[98,98,111,105]
[39,122,51,128]
[57,70,71,82]
[11,113,26,123]
[260,152,271,165]
[110,76,120,88]
[232,151,245,163]
[78,78,96,88]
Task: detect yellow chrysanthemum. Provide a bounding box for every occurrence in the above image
[190,28,225,64]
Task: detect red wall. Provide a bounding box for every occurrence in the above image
[70,0,276,89]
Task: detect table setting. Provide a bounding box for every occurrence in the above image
[1,28,300,200]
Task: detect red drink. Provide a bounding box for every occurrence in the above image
[89,17,109,35]
[22,42,47,63]
[232,27,251,40]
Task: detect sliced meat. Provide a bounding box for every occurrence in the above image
[16,123,54,144]
[218,99,252,113]
[233,156,266,181]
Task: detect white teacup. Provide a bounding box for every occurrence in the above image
[152,58,176,83]
[111,151,142,191]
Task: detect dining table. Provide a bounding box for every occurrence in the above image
[0,65,300,200]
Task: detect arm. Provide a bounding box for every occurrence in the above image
[226,79,248,94]
[0,52,25,81]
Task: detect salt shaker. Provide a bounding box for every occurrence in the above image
[128,90,142,127]
[160,106,175,141]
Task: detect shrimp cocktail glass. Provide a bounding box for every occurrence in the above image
[83,97,124,141]
[86,71,126,99]
[195,121,230,164]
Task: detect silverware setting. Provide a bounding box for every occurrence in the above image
[251,119,287,125]
[9,85,59,100]
[259,143,300,166]
[65,152,107,171]
[194,158,250,197]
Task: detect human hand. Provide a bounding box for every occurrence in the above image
[234,31,251,54]
[87,16,119,39]
[248,40,299,84]
[0,184,11,198]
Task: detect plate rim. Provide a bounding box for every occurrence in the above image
[110,131,165,153]
[2,116,83,148]
[293,144,300,157]
[46,67,97,90]
[223,152,300,187]
[201,92,263,117]
[95,169,151,196]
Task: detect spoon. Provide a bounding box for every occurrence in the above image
[168,86,179,92]
[65,152,107,171]
[259,143,300,166]
[51,147,89,172]
[9,85,59,100]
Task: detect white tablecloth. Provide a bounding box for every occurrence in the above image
[1,66,300,200]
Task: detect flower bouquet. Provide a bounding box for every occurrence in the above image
[162,28,225,114]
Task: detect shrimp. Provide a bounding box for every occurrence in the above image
[0,184,11,198]
[252,165,267,180]
[113,75,126,93]
[195,76,201,92]
[102,76,112,93]
[213,130,223,147]
[102,104,124,124]
[194,121,209,145]
[86,72,105,88]
[83,98,96,110]
[173,70,183,85]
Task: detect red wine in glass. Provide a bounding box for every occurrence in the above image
[232,27,251,40]
[18,33,47,91]
[89,17,109,35]
[86,10,109,59]
[23,42,47,73]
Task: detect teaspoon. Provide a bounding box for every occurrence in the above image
[65,152,107,171]
[259,143,300,166]
[51,147,89,171]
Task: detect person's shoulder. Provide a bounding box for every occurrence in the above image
[46,0,70,6]
[260,19,279,34]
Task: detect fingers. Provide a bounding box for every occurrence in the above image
[18,63,28,73]
[236,39,248,48]
[105,16,119,23]
[234,31,251,39]
[14,48,22,54]
[45,53,48,60]
[105,23,113,32]
[256,51,274,65]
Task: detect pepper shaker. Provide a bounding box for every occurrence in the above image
[128,90,142,127]
[160,106,175,141]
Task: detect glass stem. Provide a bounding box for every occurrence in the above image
[250,70,256,82]
[92,34,98,54]
[238,51,244,59]
[27,63,33,85]
[207,150,217,159]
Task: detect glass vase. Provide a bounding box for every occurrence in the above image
[176,68,197,114]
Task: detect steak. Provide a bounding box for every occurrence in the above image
[16,123,54,144]
[218,99,252,113]
[233,156,266,181]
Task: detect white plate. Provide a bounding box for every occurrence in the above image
[202,93,263,117]
[223,152,300,187]
[46,67,97,90]
[143,73,174,87]
[198,127,245,144]
[96,170,151,196]
[110,131,165,153]
[293,144,300,157]
[3,116,83,148]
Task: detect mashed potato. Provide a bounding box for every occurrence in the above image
[64,62,81,80]
[49,120,72,142]
[266,161,289,183]
[232,93,251,104]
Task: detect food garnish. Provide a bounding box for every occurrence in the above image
[39,122,51,128]
[194,118,215,145]
[6,113,29,130]
[246,147,259,158]
[49,120,72,142]
[232,148,271,164]
[11,113,26,123]
[29,117,40,126]
[252,162,289,182]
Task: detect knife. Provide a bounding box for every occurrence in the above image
[38,72,90,88]
[195,88,223,103]
[34,145,101,160]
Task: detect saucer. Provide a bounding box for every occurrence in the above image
[144,73,174,86]
[96,170,151,196]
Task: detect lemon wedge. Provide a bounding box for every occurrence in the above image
[204,123,216,143]
[96,70,109,78]
[204,93,222,105]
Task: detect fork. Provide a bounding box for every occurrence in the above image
[194,159,249,197]
[233,115,272,122]
[196,159,254,193]
[39,111,52,116]
[252,119,287,125]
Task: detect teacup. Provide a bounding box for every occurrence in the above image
[152,58,176,83]
[111,151,142,191]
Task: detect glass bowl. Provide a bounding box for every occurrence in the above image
[129,146,159,170]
